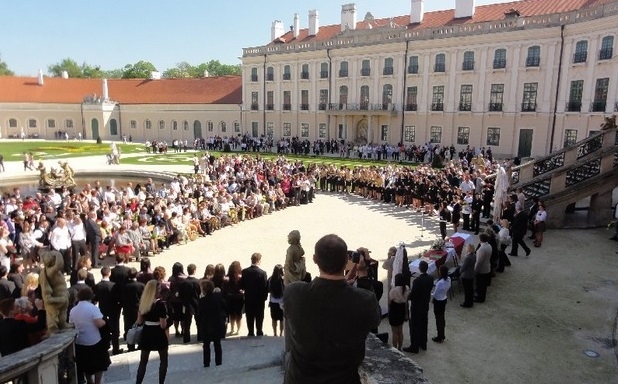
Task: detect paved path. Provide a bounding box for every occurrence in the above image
[2,149,618,384]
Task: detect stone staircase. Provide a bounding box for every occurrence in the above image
[510,126,618,228]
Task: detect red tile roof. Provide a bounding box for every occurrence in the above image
[270,0,614,45]
[0,76,242,105]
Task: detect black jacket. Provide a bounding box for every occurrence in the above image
[94,280,120,316]
[179,276,201,315]
[241,265,268,309]
[409,273,433,312]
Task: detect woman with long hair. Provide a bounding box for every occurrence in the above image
[167,262,186,338]
[211,263,226,290]
[432,265,451,343]
[197,279,227,367]
[267,264,285,337]
[223,261,243,335]
[135,280,169,384]
[202,264,215,281]
[388,273,410,350]
[533,202,547,247]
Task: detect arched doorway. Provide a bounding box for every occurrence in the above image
[109,119,118,136]
[356,119,368,144]
[193,120,202,140]
[91,118,99,140]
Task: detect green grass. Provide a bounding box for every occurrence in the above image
[0,141,143,161]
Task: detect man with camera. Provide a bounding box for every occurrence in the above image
[283,234,381,384]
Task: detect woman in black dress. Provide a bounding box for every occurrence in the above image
[198,279,228,367]
[388,274,410,351]
[267,264,284,337]
[136,280,169,384]
[167,262,185,337]
[223,261,244,335]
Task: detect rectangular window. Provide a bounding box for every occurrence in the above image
[489,84,504,111]
[266,67,274,81]
[283,122,291,137]
[251,122,259,137]
[430,126,442,143]
[361,59,371,76]
[431,86,445,111]
[319,89,328,110]
[8,119,17,128]
[406,86,418,111]
[251,68,258,82]
[567,80,583,112]
[383,58,394,75]
[457,127,470,145]
[145,120,152,130]
[434,54,446,72]
[266,91,274,110]
[234,122,240,133]
[564,129,578,148]
[522,82,538,112]
[301,64,309,80]
[493,49,507,69]
[207,121,214,132]
[159,120,165,130]
[459,85,473,111]
[408,56,419,74]
[283,91,291,111]
[266,122,274,137]
[404,126,415,142]
[65,119,74,129]
[318,123,327,138]
[487,127,501,146]
[47,119,56,128]
[462,51,474,71]
[320,62,329,79]
[599,36,614,60]
[283,65,291,81]
[380,125,388,141]
[251,92,259,110]
[28,119,37,128]
[339,61,348,77]
[300,90,309,111]
[573,41,588,63]
[338,124,345,139]
[300,123,309,137]
[526,46,541,67]
[172,121,178,130]
[591,78,609,112]
[184,121,189,131]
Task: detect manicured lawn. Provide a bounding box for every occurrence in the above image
[0,140,143,161]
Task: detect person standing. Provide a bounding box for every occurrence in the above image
[533,203,547,247]
[509,205,531,257]
[438,202,451,240]
[611,202,618,241]
[283,234,380,383]
[84,211,102,267]
[179,263,201,343]
[388,273,410,351]
[267,265,285,337]
[49,218,72,274]
[197,279,228,367]
[241,253,268,336]
[459,244,477,308]
[431,265,451,343]
[69,217,88,270]
[403,260,433,354]
[135,280,169,384]
[122,268,145,352]
[474,233,493,303]
[94,266,123,355]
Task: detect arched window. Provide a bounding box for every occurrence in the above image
[526,46,540,67]
[172,120,178,130]
[183,120,189,130]
[28,118,38,128]
[600,36,614,59]
[360,85,370,110]
[159,120,165,130]
[234,121,241,133]
[382,84,393,109]
[207,121,214,132]
[109,119,118,135]
[145,120,152,129]
[574,40,588,63]
[434,54,446,72]
[8,118,18,128]
[220,121,227,133]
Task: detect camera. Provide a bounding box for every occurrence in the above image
[348,251,361,264]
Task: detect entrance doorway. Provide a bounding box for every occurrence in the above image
[193,120,202,140]
[356,119,368,144]
[91,118,99,140]
[518,129,533,158]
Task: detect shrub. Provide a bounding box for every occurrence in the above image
[431,154,444,169]
[96,136,102,144]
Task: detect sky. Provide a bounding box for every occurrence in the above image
[1,0,500,76]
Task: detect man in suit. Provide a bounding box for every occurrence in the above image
[179,263,201,343]
[403,260,433,354]
[510,205,531,257]
[475,233,493,303]
[94,266,123,354]
[121,268,144,352]
[84,211,102,267]
[0,265,18,301]
[241,252,268,336]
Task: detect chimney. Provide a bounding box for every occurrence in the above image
[150,71,161,80]
[102,79,109,101]
[203,70,210,78]
[37,70,44,86]
[341,3,357,32]
[271,20,285,41]
[410,0,424,24]
[455,0,475,19]
[308,10,319,36]
[293,13,300,38]
[61,71,69,79]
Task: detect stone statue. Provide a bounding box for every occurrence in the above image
[39,250,70,334]
[38,161,77,189]
[284,230,306,285]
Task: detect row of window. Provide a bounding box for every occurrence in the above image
[130,119,241,133]
[250,77,613,114]
[250,36,615,81]
[5,118,74,129]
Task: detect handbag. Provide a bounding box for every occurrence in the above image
[126,323,144,345]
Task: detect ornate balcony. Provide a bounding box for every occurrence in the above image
[282,73,291,80]
[599,48,613,60]
[407,65,419,74]
[320,71,329,79]
[282,104,291,111]
[458,102,472,112]
[299,104,309,111]
[250,103,259,111]
[434,63,445,73]
[462,61,475,71]
[300,72,309,80]
[265,104,274,110]
[383,67,394,75]
[431,102,444,112]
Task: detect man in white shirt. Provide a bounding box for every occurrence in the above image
[69,216,88,269]
[50,218,73,274]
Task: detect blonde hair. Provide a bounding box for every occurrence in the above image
[466,244,476,254]
[138,280,159,316]
[22,273,39,297]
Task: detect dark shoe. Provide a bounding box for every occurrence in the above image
[525,249,531,257]
[460,303,473,308]
[247,333,255,337]
[420,345,427,351]
[112,348,125,355]
[175,331,182,338]
[473,297,485,303]
[257,331,264,336]
[610,236,618,241]
[432,337,444,343]
[508,253,518,257]
[402,346,419,353]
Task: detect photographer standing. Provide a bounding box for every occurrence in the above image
[283,234,380,384]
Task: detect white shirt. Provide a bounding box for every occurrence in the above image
[433,277,451,301]
[535,210,547,222]
[50,225,72,250]
[70,222,87,241]
[69,301,103,346]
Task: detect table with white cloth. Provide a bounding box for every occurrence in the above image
[409,247,458,278]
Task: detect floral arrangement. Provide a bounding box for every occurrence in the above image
[431,239,445,251]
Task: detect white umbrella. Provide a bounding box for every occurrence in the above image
[493,166,509,222]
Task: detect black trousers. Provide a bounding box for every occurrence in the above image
[71,239,87,268]
[510,234,531,256]
[106,309,121,353]
[439,222,447,240]
[462,214,470,230]
[471,213,481,234]
[475,273,491,302]
[433,298,447,340]
[87,237,101,266]
[56,248,72,274]
[245,303,265,336]
[408,308,428,350]
[462,278,474,306]
[182,312,195,343]
[203,337,222,366]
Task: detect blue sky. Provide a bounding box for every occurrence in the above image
[1,0,499,76]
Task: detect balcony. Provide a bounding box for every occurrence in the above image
[458,102,472,112]
[565,101,582,112]
[405,103,418,111]
[383,67,394,75]
[300,104,309,111]
[407,65,419,74]
[493,59,506,69]
[282,104,291,111]
[361,68,371,76]
[318,103,327,111]
[360,103,369,110]
[526,57,540,67]
[339,69,348,78]
[573,52,588,64]
[320,70,329,79]
[266,73,274,81]
[434,63,445,73]
[599,48,613,60]
[300,71,309,80]
[488,102,503,112]
[282,73,291,80]
[265,104,274,111]
[250,74,258,82]
[521,102,537,112]
[590,101,606,112]
[462,61,475,71]
[250,103,259,110]
[431,102,444,111]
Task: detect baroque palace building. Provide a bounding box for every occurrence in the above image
[241,0,618,157]
[0,0,616,158]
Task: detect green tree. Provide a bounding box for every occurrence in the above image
[48,58,82,78]
[195,60,241,77]
[163,61,193,78]
[81,63,106,78]
[0,55,14,76]
[121,60,158,79]
[103,68,124,79]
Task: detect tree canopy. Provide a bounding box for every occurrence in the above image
[162,60,241,78]
[121,60,158,79]
[48,58,107,78]
[0,55,14,76]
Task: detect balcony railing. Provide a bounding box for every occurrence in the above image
[250,103,259,110]
[407,65,419,74]
[250,74,258,82]
[361,68,371,76]
[565,101,582,112]
[300,104,309,111]
[383,67,394,75]
[282,104,291,111]
[320,70,329,79]
[590,101,607,112]
[488,102,503,112]
[521,102,537,112]
[431,102,444,111]
[405,103,418,111]
[266,73,274,81]
[265,104,274,110]
[599,48,613,60]
[318,103,327,111]
[493,59,506,69]
[526,57,540,67]
[300,72,309,80]
[459,102,472,111]
[282,73,291,80]
[573,51,588,63]
[434,63,445,72]
[339,69,348,77]
[462,61,475,71]
[360,103,369,110]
